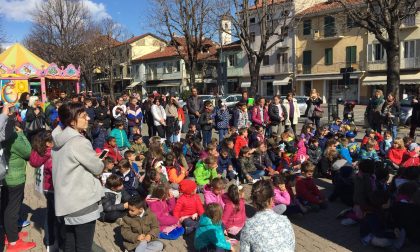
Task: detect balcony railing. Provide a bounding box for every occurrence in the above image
[313,27,344,41]
[260,63,292,75]
[276,63,292,73]
[145,73,163,81]
[368,57,420,71]
[299,61,366,74]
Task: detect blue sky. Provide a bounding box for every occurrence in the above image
[0,0,153,48]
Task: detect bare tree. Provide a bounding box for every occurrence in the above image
[92,18,129,101]
[335,0,419,97]
[150,0,223,88]
[227,0,295,94]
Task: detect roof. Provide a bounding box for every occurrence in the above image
[248,0,285,10]
[134,37,218,62]
[220,40,242,51]
[298,0,362,17]
[97,35,121,47]
[122,33,166,45]
[0,43,49,69]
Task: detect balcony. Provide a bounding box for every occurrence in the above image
[298,61,366,74]
[145,73,163,81]
[368,57,420,71]
[401,15,418,29]
[313,27,344,42]
[276,63,293,73]
[259,63,292,75]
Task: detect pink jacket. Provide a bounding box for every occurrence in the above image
[221,194,246,230]
[146,197,178,231]
[203,184,225,208]
[251,106,269,126]
[273,187,291,206]
[29,148,53,191]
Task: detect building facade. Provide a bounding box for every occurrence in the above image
[218,41,245,94]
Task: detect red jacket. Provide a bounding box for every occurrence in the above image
[251,106,269,126]
[401,150,420,168]
[296,176,324,204]
[29,148,53,191]
[102,142,123,163]
[234,135,248,158]
[221,194,246,230]
[362,133,383,151]
[387,148,406,165]
[173,193,204,219]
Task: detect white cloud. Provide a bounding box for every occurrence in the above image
[0,0,111,22]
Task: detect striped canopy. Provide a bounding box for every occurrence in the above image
[0,43,49,70]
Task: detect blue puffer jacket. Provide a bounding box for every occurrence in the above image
[194,215,231,251]
[92,126,108,150]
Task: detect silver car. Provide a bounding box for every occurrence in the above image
[400,97,413,125]
[281,96,308,117]
[221,94,242,108]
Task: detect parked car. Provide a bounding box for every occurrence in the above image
[400,96,413,126]
[221,94,242,108]
[281,96,308,117]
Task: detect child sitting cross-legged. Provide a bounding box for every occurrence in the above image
[239,147,263,183]
[296,161,327,211]
[203,178,226,208]
[359,139,380,161]
[387,137,406,168]
[272,174,291,215]
[217,148,236,181]
[174,180,205,235]
[101,174,130,223]
[194,156,219,189]
[165,152,188,186]
[124,150,140,174]
[222,184,246,240]
[116,159,139,197]
[146,183,185,240]
[194,203,236,252]
[130,134,148,162]
[121,196,164,252]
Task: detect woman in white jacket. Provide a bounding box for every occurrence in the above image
[282,93,300,134]
[151,97,167,138]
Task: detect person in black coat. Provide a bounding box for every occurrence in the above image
[409,87,420,139]
[142,94,155,137]
[381,93,400,140]
[305,89,323,130]
[94,99,112,131]
[186,87,204,130]
[101,174,130,223]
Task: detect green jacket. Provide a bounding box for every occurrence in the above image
[4,131,32,186]
[194,214,231,250]
[194,161,218,186]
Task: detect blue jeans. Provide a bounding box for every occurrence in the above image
[387,125,398,140]
[218,129,228,142]
[249,170,265,180]
[202,130,212,147]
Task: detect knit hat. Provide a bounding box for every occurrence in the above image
[365,128,375,135]
[179,180,197,195]
[408,143,419,152]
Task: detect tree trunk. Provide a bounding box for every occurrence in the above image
[109,66,115,102]
[190,61,196,88]
[248,55,261,96]
[385,27,401,99]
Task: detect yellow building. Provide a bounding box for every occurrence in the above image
[295,1,369,103]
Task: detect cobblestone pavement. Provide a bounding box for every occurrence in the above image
[12,105,420,252]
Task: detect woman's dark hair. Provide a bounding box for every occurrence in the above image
[171,142,184,157]
[153,97,163,104]
[105,174,123,189]
[19,92,29,104]
[31,130,53,155]
[142,168,159,193]
[271,174,285,186]
[239,146,251,158]
[58,102,86,128]
[150,183,168,200]
[205,203,223,224]
[227,184,241,212]
[251,179,274,211]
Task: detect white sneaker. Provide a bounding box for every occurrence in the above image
[252,179,260,184]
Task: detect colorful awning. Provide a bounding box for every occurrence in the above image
[0,43,49,69]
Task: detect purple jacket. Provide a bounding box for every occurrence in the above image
[146,197,178,231]
[273,187,291,206]
[203,184,225,209]
[251,106,269,126]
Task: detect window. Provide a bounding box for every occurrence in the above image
[324,16,336,37]
[277,53,288,64]
[303,20,311,35]
[250,17,256,23]
[227,54,236,67]
[347,16,356,28]
[163,62,172,74]
[250,32,256,43]
[176,61,181,72]
[404,40,415,58]
[263,55,270,65]
[374,43,384,61]
[303,50,312,74]
[325,48,333,65]
[346,46,357,65]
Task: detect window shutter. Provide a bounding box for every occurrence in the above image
[368,44,372,62]
[416,40,420,58]
[351,46,357,63]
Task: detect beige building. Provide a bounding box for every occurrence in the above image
[295,1,369,103]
